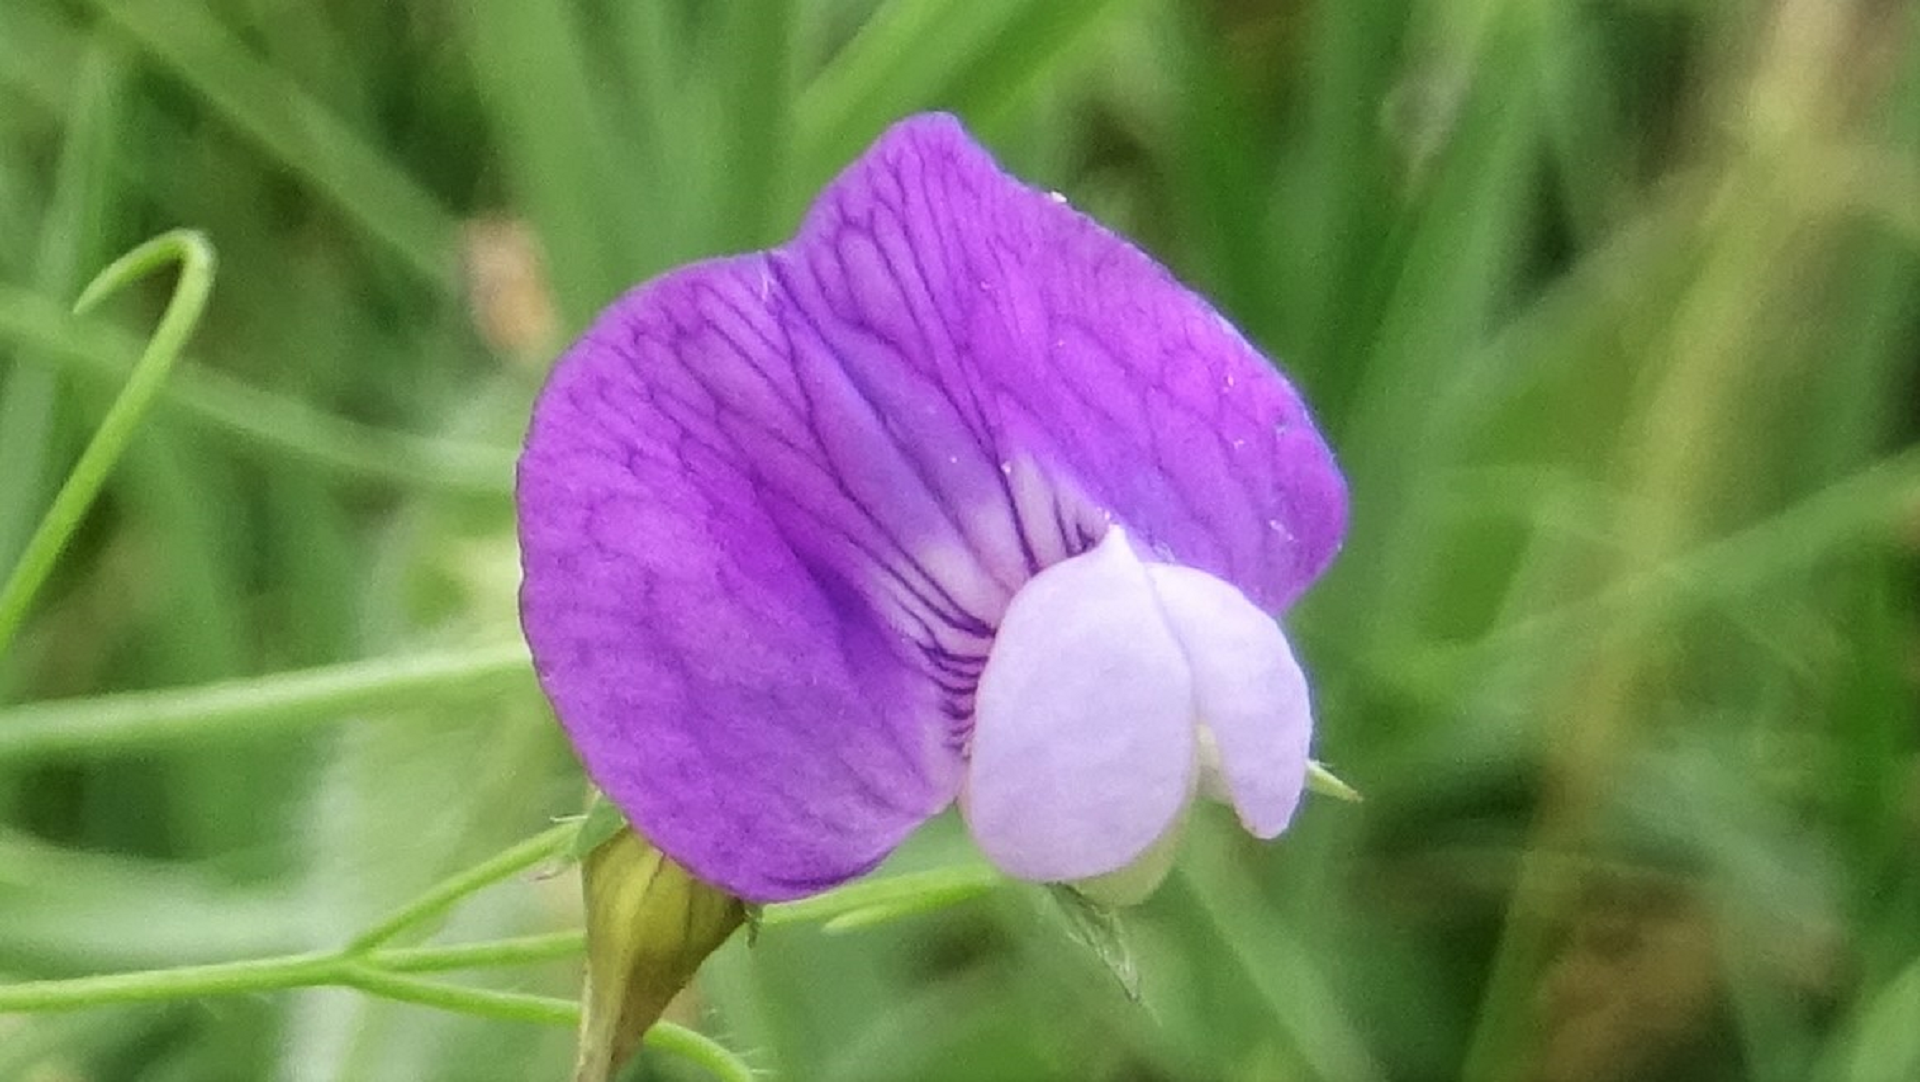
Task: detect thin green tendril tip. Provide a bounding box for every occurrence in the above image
[1308,760,1362,803]
[0,229,216,658]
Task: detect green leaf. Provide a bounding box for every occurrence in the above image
[91,0,458,288]
[789,0,1129,217]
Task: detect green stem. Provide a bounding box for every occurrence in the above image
[760,861,1000,928]
[0,954,576,1028]
[0,641,530,758]
[0,950,338,1010]
[347,823,574,952]
[0,230,214,656]
[642,1022,760,1082]
[373,930,585,974]
[0,831,999,1081]
[0,953,747,1078]
[334,964,579,1026]
[0,952,750,1079]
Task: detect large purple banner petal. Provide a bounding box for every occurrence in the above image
[518,115,1346,900]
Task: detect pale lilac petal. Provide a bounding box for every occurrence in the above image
[1146,564,1313,837]
[962,529,1196,882]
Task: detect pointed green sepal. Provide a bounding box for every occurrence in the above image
[1307,759,1362,803]
[1047,885,1141,1001]
[573,825,745,1082]
[566,792,632,863]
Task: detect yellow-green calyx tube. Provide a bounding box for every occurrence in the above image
[574,826,745,1082]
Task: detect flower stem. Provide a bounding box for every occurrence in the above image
[333,964,579,1026]
[0,949,749,1079]
[0,951,338,1010]
[759,861,1000,930]
[347,823,575,952]
[0,825,994,1080]
[643,1022,759,1082]
[372,930,586,974]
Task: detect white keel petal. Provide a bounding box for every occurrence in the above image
[963,529,1197,882]
[1146,564,1313,838]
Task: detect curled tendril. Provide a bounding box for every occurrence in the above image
[0,229,217,656]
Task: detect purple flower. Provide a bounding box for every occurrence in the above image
[517,114,1346,904]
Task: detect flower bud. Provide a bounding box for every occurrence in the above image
[573,825,744,1082]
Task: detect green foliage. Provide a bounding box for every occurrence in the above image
[2,1,1916,1080]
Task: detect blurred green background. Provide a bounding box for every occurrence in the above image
[2,1,1917,1080]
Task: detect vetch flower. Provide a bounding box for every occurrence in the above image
[517,114,1347,905]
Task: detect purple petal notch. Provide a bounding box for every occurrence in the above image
[517,113,1347,902]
